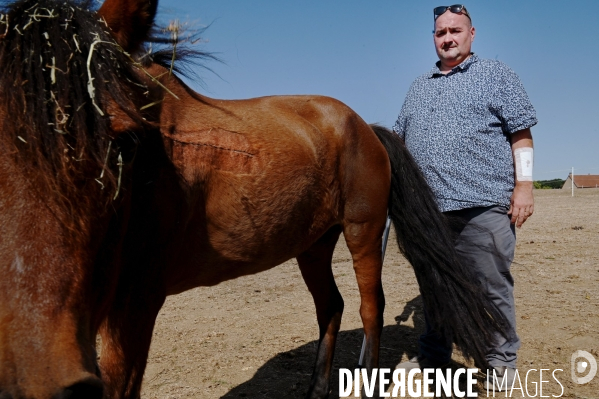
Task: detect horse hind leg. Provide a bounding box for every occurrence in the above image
[296,225,344,399]
[343,216,386,398]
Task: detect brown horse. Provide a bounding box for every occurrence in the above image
[0,0,508,398]
[97,1,509,398]
[0,0,157,398]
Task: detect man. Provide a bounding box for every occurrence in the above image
[392,4,536,390]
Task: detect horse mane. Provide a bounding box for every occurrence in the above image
[0,0,149,209]
[144,23,219,85]
[0,0,216,233]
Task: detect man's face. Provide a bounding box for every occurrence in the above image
[433,11,475,69]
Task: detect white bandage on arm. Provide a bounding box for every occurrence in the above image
[514,147,534,181]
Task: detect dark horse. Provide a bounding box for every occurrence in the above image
[0,0,508,398]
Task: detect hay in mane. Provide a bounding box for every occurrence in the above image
[0,0,216,234]
[0,0,149,208]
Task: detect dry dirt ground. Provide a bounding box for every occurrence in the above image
[141,188,599,398]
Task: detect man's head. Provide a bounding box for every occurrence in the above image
[433,4,475,71]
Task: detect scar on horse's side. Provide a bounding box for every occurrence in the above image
[163,128,257,177]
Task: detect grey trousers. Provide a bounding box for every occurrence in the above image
[418,205,520,368]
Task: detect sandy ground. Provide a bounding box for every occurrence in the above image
[141,188,599,398]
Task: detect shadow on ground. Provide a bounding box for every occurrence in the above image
[221,296,427,399]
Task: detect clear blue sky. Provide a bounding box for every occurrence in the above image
[157,0,599,181]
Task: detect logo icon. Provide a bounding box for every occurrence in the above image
[571,350,597,385]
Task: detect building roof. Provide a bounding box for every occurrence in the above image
[570,174,599,188]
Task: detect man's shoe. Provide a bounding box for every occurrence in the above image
[396,356,451,372]
[484,366,517,391]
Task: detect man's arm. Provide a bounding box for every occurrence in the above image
[509,128,534,228]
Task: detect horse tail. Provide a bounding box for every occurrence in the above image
[370,124,509,368]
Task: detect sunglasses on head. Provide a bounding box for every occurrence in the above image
[434,4,471,21]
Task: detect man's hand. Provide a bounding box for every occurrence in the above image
[508,182,534,228]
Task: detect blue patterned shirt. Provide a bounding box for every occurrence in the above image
[393,53,537,212]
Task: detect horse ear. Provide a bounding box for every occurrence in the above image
[97,0,158,53]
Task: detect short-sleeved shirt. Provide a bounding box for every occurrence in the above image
[393,53,537,212]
